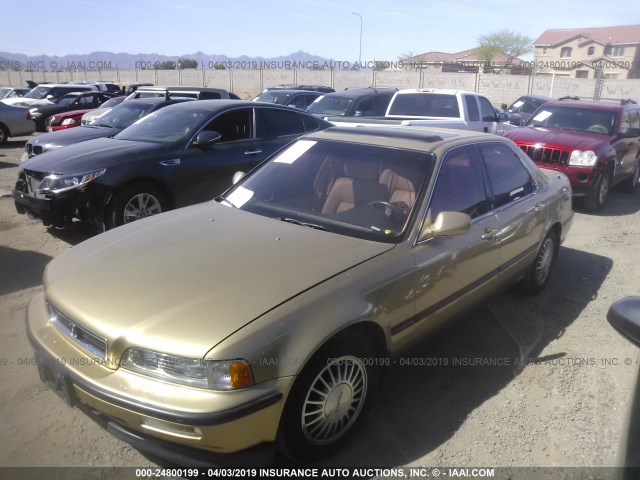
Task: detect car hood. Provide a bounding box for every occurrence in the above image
[44,202,394,357]
[22,137,164,174]
[27,126,122,152]
[505,126,610,151]
[2,97,53,107]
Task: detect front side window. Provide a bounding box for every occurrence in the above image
[205,108,253,141]
[478,96,496,122]
[428,146,489,219]
[479,144,534,208]
[220,139,434,242]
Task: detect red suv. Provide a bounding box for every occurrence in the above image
[505,97,640,211]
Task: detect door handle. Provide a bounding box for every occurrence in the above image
[244,149,262,155]
[481,227,496,241]
[534,202,544,212]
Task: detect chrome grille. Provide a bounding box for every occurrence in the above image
[519,145,570,165]
[49,303,108,359]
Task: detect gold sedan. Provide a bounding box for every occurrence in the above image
[26,126,573,465]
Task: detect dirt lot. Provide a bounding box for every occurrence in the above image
[1,134,639,473]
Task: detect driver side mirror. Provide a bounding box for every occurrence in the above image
[501,103,508,110]
[418,211,471,242]
[608,296,640,347]
[193,130,222,149]
[619,127,640,139]
[232,171,245,185]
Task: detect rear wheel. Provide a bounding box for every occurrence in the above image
[583,171,610,212]
[0,124,8,144]
[278,332,379,461]
[105,182,169,230]
[520,230,558,295]
[621,162,640,193]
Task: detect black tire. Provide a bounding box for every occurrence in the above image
[520,230,558,295]
[278,332,379,461]
[620,162,640,193]
[0,124,8,145]
[583,171,610,212]
[104,182,169,230]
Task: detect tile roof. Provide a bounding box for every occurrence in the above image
[535,24,640,46]
[404,48,524,65]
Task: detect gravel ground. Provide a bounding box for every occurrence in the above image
[1,134,639,477]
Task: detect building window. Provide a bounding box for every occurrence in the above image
[560,47,572,58]
[542,47,547,55]
[611,46,625,56]
[587,46,595,55]
[604,73,619,79]
[576,70,589,78]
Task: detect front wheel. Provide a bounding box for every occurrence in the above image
[583,172,610,212]
[278,333,379,461]
[520,230,558,295]
[105,182,169,229]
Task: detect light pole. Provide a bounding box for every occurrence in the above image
[352,12,362,66]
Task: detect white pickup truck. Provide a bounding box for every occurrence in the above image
[327,88,517,135]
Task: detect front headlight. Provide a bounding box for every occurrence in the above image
[61,118,78,126]
[121,348,255,390]
[39,168,106,194]
[569,150,598,166]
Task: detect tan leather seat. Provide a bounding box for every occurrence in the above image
[321,160,388,215]
[379,168,417,208]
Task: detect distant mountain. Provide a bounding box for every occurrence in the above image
[0,50,340,71]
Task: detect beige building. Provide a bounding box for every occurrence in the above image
[534,24,640,79]
[402,48,529,74]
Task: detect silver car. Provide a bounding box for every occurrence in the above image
[0,102,35,144]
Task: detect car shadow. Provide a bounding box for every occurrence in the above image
[47,221,99,246]
[574,189,640,217]
[0,245,53,296]
[304,246,613,468]
[0,139,28,149]
[0,160,18,169]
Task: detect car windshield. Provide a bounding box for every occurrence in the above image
[114,107,210,144]
[388,93,460,117]
[307,96,354,116]
[508,98,545,115]
[527,106,617,135]
[0,88,10,98]
[253,91,292,104]
[24,86,52,99]
[219,139,434,243]
[56,95,79,106]
[94,103,159,129]
[99,97,125,109]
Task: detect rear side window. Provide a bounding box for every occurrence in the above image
[257,108,305,137]
[464,95,480,121]
[199,92,222,99]
[373,94,393,115]
[479,144,534,208]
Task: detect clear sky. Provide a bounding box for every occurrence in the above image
[1,0,639,61]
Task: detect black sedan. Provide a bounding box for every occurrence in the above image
[13,101,331,231]
[29,92,115,131]
[499,95,553,126]
[22,97,195,161]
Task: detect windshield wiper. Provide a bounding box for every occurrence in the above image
[280,217,327,231]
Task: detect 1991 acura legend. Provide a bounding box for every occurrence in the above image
[26,126,573,465]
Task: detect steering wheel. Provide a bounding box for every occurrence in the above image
[366,201,408,219]
[587,124,609,134]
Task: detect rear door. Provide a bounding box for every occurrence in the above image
[478,142,545,280]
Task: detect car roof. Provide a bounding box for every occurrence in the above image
[322,87,398,99]
[257,89,318,95]
[159,99,317,112]
[305,125,507,152]
[543,98,636,111]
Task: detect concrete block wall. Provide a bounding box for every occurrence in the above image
[2,69,640,106]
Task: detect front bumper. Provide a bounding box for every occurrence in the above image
[25,292,291,466]
[527,163,602,198]
[13,178,108,229]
